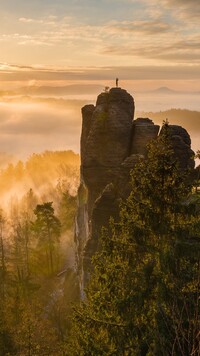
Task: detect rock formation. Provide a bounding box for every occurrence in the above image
[75,87,194,293]
[160,124,194,170]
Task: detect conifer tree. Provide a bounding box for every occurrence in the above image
[32,202,61,275]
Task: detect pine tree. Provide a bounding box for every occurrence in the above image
[32,202,61,275]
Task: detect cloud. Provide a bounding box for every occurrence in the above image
[150,0,200,21]
[0,10,196,70]
[19,15,59,26]
[1,16,102,48]
[0,64,200,82]
[0,6,199,67]
[165,0,200,12]
[0,33,55,47]
[108,20,172,35]
[128,0,200,26]
[19,17,43,24]
[0,63,37,71]
[103,30,200,64]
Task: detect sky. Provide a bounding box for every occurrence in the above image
[0,0,199,88]
[0,0,199,160]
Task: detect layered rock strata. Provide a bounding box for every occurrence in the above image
[75,87,194,292]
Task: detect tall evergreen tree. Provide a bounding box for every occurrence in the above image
[68,123,200,355]
[32,202,61,275]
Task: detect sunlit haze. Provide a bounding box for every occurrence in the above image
[0,0,199,159]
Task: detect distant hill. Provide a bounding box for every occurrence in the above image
[143,87,199,95]
[151,87,176,94]
[136,108,200,131]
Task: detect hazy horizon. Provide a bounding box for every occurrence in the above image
[0,89,199,162]
[0,0,199,161]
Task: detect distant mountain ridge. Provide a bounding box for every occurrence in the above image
[152,86,176,93]
[146,87,200,95]
[0,85,199,97]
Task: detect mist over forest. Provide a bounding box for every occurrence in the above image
[0,150,80,355]
[0,86,199,159]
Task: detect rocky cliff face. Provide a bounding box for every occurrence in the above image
[75,87,194,292]
[160,124,194,170]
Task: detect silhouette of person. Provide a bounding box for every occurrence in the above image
[116,78,119,87]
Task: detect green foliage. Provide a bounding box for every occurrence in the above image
[0,198,78,355]
[58,192,77,231]
[32,202,61,275]
[68,123,200,355]
[11,301,61,356]
[0,150,79,355]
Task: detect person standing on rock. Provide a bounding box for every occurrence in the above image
[116,78,119,87]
